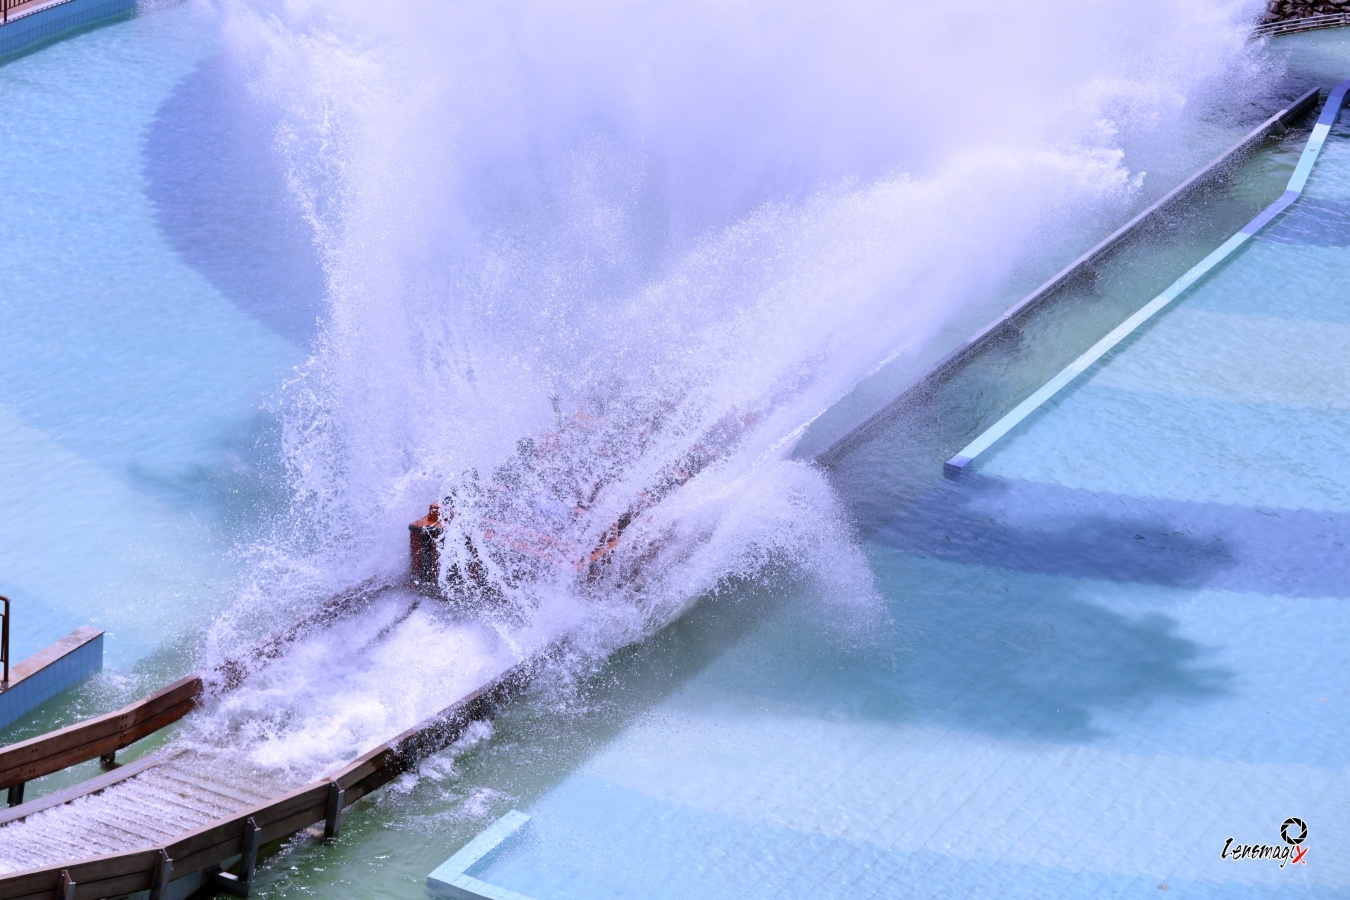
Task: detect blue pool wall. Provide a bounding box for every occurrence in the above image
[0,628,103,732]
[0,0,136,61]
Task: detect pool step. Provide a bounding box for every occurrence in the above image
[428,810,536,900]
[0,625,103,734]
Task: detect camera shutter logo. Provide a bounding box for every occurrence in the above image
[1220,818,1308,867]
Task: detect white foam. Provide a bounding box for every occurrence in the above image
[201,0,1274,773]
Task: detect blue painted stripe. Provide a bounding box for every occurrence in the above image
[946,80,1350,473]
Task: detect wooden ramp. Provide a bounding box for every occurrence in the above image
[0,582,553,899]
[0,749,297,876]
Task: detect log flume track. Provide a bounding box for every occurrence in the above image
[0,580,556,900]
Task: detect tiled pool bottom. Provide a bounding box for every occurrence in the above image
[467,546,1341,898]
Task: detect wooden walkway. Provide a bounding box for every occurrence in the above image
[0,749,294,875]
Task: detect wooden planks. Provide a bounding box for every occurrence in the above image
[0,784,331,899]
[0,585,573,900]
[1252,12,1350,37]
[165,782,330,876]
[0,579,394,794]
[0,641,558,899]
[0,676,201,791]
[0,750,174,827]
[0,848,161,900]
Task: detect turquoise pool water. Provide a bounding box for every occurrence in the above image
[0,2,308,680]
[1,7,1349,900]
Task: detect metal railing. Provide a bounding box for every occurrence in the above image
[0,0,50,25]
[1,595,9,689]
[1253,12,1350,37]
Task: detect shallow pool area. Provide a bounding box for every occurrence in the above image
[2,6,1350,900]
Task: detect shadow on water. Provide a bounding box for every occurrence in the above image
[870,472,1350,599]
[864,547,1229,742]
[134,53,320,528]
[815,377,1235,743]
[458,463,1239,771]
[604,546,1230,744]
[143,53,327,347]
[122,407,293,539]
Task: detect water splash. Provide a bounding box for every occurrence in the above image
[203,0,1271,767]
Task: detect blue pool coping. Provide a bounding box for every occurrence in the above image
[0,626,103,732]
[0,0,136,63]
[813,86,1321,465]
[945,78,1350,474]
[428,810,537,900]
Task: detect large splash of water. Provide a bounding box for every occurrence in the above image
[202,0,1272,771]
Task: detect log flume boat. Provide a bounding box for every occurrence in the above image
[0,403,754,899]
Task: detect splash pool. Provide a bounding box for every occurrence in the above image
[0,3,1348,899]
[445,36,1350,900]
